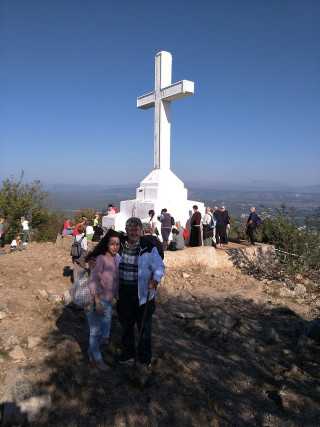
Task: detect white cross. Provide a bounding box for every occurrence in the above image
[137,51,194,170]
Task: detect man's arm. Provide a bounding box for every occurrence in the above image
[149,247,165,288]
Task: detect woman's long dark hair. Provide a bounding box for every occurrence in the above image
[86,230,122,263]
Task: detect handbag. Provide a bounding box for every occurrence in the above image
[69,270,93,308]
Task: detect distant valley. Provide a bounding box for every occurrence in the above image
[45,183,320,223]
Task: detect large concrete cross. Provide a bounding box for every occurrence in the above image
[137,51,194,170]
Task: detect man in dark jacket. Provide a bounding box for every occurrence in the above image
[247,206,258,245]
[212,206,226,247]
[221,205,230,243]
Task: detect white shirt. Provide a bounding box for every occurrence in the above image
[22,220,29,231]
[202,212,212,225]
[86,225,94,235]
[11,239,17,247]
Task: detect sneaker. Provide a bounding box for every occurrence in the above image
[116,354,134,364]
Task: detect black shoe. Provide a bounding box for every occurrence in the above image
[116,354,134,364]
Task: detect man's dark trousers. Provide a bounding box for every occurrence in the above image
[116,285,155,364]
[248,226,255,244]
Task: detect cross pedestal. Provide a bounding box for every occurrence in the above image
[102,51,204,233]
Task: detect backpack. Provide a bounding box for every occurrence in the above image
[255,216,262,227]
[70,235,84,258]
[171,216,175,226]
[209,214,216,229]
[182,227,189,239]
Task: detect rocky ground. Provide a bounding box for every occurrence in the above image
[0,242,319,426]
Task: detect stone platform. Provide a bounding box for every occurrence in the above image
[56,235,275,270]
[164,242,275,269]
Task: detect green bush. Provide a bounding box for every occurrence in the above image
[260,204,320,279]
[0,172,63,243]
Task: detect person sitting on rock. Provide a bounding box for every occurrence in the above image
[62,216,74,237]
[168,227,185,251]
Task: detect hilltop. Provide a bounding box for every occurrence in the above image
[0,242,319,425]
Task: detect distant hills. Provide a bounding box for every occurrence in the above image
[44,181,320,223]
[45,180,320,194]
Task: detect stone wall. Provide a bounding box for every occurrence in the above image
[55,235,97,253]
[55,235,275,270]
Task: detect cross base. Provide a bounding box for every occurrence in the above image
[102,168,204,235]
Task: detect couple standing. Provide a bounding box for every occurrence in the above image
[85,217,165,372]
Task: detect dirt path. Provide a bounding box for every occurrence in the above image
[0,242,319,426]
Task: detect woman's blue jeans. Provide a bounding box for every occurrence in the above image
[85,299,112,363]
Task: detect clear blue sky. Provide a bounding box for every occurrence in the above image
[1,0,319,187]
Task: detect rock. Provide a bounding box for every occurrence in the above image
[62,290,72,305]
[286,279,295,290]
[36,289,48,299]
[304,319,320,342]
[182,273,191,278]
[293,284,306,295]
[172,312,196,319]
[0,301,6,310]
[132,362,151,388]
[19,395,52,423]
[46,293,61,303]
[0,311,6,320]
[2,374,51,426]
[70,366,88,386]
[5,369,20,384]
[219,315,236,329]
[297,334,314,348]
[264,328,280,344]
[27,336,41,349]
[3,331,20,350]
[242,338,256,354]
[279,288,295,297]
[9,345,26,360]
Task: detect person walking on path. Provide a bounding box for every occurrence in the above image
[116,217,165,367]
[247,206,258,245]
[189,205,202,247]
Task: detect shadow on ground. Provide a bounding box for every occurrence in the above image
[11,279,318,426]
